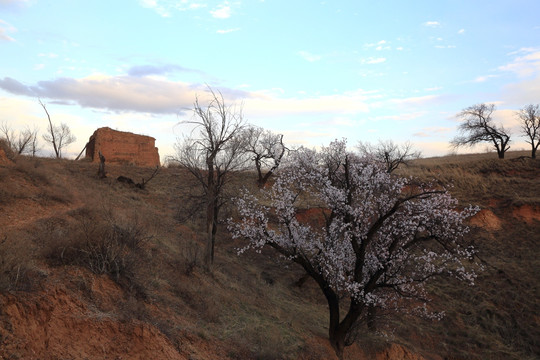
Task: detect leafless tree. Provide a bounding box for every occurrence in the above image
[243,125,287,187]
[517,104,540,159]
[451,103,511,159]
[0,122,15,150]
[40,99,76,158]
[0,122,39,156]
[357,140,421,173]
[172,87,247,267]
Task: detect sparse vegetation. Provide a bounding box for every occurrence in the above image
[42,207,152,288]
[0,150,538,360]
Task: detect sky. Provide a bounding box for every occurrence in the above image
[1,0,540,160]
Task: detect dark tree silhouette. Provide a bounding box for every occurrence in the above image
[517,104,540,159]
[357,140,421,173]
[243,125,287,187]
[451,103,510,159]
[172,87,247,268]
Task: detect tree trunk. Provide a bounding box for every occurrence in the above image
[367,305,377,332]
[255,157,264,188]
[532,147,537,159]
[259,171,273,188]
[329,300,363,360]
[98,151,106,178]
[205,160,216,268]
[211,198,219,263]
[325,289,344,360]
[205,189,215,268]
[75,143,88,161]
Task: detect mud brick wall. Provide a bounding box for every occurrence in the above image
[85,127,160,167]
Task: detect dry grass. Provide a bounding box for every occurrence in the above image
[0,153,538,359]
[398,150,540,206]
[388,151,540,360]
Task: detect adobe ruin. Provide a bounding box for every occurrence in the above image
[85,127,160,167]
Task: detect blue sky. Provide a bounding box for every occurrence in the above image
[1,0,539,159]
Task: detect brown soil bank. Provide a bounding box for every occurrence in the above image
[0,152,538,359]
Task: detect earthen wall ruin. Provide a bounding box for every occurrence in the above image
[85,127,160,167]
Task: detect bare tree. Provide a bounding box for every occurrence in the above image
[451,103,511,159]
[0,122,39,156]
[243,125,287,187]
[17,127,39,156]
[40,99,76,158]
[0,122,15,150]
[357,140,421,173]
[172,87,247,267]
[517,104,540,159]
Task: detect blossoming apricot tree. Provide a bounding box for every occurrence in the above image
[230,139,479,359]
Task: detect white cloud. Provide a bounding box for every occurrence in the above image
[413,127,452,137]
[0,0,30,10]
[473,74,498,83]
[279,130,334,147]
[363,57,386,64]
[391,95,441,107]
[217,28,240,34]
[370,111,427,122]
[502,77,540,105]
[0,19,16,41]
[424,21,440,27]
[244,89,374,119]
[411,141,455,157]
[210,2,232,19]
[0,74,251,114]
[139,0,172,17]
[458,29,465,34]
[494,108,522,130]
[498,48,540,105]
[499,48,540,77]
[139,0,208,17]
[298,51,322,62]
[364,40,390,50]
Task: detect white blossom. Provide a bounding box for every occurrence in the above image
[229,139,480,349]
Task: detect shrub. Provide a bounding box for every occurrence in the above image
[0,138,15,161]
[42,210,152,290]
[0,234,37,291]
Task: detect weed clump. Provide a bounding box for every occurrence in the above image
[40,207,152,294]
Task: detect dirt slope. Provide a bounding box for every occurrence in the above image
[0,154,538,360]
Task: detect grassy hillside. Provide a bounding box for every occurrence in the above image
[0,152,538,359]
